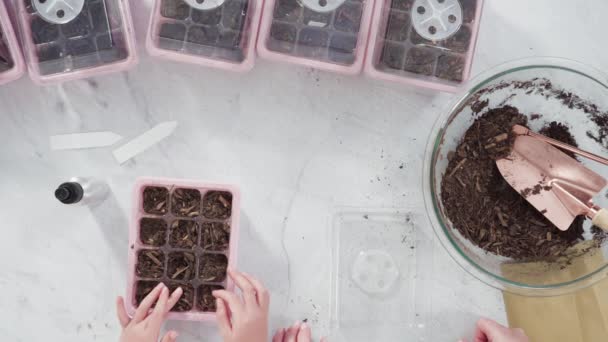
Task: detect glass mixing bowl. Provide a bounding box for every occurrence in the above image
[423,57,608,296]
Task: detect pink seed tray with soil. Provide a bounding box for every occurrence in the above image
[257,0,374,74]
[126,178,240,321]
[0,0,25,85]
[364,0,483,92]
[146,0,262,71]
[17,0,137,85]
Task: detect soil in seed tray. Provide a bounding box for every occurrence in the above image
[0,30,10,69]
[168,283,194,312]
[303,8,331,27]
[199,254,228,282]
[136,250,165,279]
[222,0,248,31]
[135,281,160,306]
[441,106,586,260]
[135,281,194,312]
[328,34,357,64]
[162,0,191,20]
[403,47,434,75]
[382,42,405,70]
[391,0,413,11]
[172,188,201,217]
[334,3,362,33]
[269,23,297,53]
[170,220,199,248]
[444,26,471,53]
[143,187,169,215]
[197,285,224,311]
[168,252,196,281]
[192,8,222,26]
[201,222,230,251]
[385,11,410,42]
[203,191,233,219]
[274,0,301,23]
[436,54,464,82]
[140,218,167,246]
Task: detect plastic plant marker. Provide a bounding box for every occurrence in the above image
[113,122,177,164]
[50,131,123,150]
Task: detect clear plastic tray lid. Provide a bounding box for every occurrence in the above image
[155,0,251,63]
[0,25,14,72]
[330,209,433,342]
[24,0,132,76]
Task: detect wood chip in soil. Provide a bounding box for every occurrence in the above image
[136,250,165,279]
[198,254,228,282]
[143,187,169,215]
[201,222,230,251]
[197,285,224,312]
[203,191,233,219]
[140,218,167,246]
[171,188,201,217]
[169,220,199,249]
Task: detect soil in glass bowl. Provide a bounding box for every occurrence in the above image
[441,105,607,261]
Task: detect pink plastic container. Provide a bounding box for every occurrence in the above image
[16,0,138,85]
[0,0,25,85]
[257,0,375,74]
[126,177,240,321]
[364,0,484,92]
[146,0,263,72]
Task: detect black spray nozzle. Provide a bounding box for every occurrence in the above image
[55,182,84,204]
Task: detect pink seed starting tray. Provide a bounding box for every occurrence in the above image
[0,0,25,85]
[17,0,137,84]
[126,178,240,321]
[257,0,374,74]
[147,0,262,71]
[365,0,483,92]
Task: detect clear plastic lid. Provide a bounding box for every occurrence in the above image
[366,0,482,90]
[0,0,25,84]
[261,0,369,69]
[0,25,15,73]
[20,0,136,81]
[150,0,256,65]
[330,209,433,341]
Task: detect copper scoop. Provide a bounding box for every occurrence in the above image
[496,125,608,231]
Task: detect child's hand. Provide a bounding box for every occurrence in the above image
[116,282,183,342]
[212,269,270,342]
[272,321,328,342]
[460,318,529,342]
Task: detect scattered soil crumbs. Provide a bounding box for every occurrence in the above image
[197,285,223,312]
[441,106,587,260]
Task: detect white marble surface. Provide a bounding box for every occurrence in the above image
[2,0,608,341]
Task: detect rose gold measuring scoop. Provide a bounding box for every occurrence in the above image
[496,125,608,231]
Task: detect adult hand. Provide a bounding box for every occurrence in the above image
[272,321,328,342]
[460,318,529,342]
[213,269,270,342]
[116,282,183,342]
